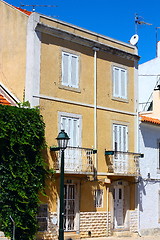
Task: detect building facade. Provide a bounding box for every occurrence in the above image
[1,1,141,239]
[139,89,160,236]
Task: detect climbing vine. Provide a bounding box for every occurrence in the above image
[0,105,48,240]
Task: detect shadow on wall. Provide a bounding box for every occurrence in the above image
[138,177,147,212]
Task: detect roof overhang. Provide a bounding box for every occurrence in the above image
[36,22,140,61]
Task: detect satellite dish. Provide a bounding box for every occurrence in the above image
[129,34,139,45]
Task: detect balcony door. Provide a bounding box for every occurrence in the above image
[113,124,128,173]
[60,113,81,171]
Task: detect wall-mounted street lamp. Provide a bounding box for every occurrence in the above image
[56,130,70,240]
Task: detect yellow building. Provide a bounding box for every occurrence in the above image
[1,1,141,239]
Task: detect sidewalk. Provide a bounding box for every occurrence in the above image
[82,236,160,240]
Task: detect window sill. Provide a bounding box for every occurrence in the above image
[112,96,129,103]
[59,84,81,93]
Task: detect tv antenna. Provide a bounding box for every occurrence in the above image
[20,4,58,12]
[135,13,152,34]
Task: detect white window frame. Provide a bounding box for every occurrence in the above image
[112,65,128,100]
[95,189,103,208]
[62,51,79,88]
[113,123,128,152]
[58,112,82,147]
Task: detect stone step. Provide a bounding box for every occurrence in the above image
[64,232,80,240]
[112,230,132,237]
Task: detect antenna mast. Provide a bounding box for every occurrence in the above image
[20,4,58,12]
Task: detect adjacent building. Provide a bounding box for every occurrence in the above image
[1,1,141,239]
[138,42,160,236]
[139,88,160,236]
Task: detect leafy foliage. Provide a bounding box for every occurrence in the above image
[0,105,47,240]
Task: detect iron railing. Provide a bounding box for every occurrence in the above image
[53,146,96,173]
[105,151,143,176]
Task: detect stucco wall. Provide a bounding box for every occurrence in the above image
[139,123,160,233]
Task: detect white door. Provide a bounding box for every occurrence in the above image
[64,184,76,231]
[113,124,128,173]
[113,186,124,228]
[60,115,81,170]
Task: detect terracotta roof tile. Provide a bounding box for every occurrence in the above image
[0,94,11,106]
[13,6,32,16]
[141,115,160,125]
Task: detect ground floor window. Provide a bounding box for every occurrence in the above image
[37,204,48,231]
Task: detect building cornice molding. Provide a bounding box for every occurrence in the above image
[34,94,137,116]
[36,22,140,61]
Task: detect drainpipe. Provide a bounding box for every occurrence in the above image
[93,47,99,171]
[106,186,109,236]
[134,56,141,236]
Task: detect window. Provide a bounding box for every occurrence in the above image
[60,113,81,147]
[95,189,103,208]
[59,112,82,171]
[113,123,128,152]
[112,66,127,99]
[37,204,48,231]
[62,51,79,88]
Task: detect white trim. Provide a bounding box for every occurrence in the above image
[58,111,82,147]
[0,82,20,104]
[33,94,137,116]
[25,13,41,107]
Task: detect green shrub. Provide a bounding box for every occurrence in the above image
[0,105,48,240]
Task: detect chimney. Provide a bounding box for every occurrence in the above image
[157,41,160,58]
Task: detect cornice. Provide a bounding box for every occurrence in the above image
[36,22,140,61]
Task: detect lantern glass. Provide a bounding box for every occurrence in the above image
[56,130,70,150]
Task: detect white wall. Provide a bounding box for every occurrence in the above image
[139,43,160,112]
[139,123,160,233]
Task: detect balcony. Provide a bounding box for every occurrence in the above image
[52,146,96,174]
[105,151,143,176]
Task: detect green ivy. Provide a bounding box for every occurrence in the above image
[0,105,48,240]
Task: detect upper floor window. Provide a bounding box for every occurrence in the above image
[112,66,127,100]
[62,51,79,88]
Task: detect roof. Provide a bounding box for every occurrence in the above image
[0,94,11,106]
[13,6,32,16]
[140,115,160,125]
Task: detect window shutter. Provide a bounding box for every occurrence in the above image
[71,55,78,88]
[60,115,80,147]
[113,67,119,97]
[62,53,69,86]
[121,69,127,99]
[113,124,128,152]
[113,66,127,99]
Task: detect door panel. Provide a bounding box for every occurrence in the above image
[64,184,76,231]
[114,186,124,228]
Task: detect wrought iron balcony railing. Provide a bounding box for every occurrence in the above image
[53,146,97,173]
[105,150,143,176]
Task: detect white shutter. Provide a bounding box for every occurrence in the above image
[62,52,79,88]
[113,124,128,152]
[113,66,127,99]
[71,55,78,88]
[60,115,79,147]
[62,52,69,86]
[121,69,127,99]
[113,67,120,97]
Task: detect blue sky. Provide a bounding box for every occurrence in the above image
[5,0,160,64]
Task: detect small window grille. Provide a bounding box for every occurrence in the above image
[95,189,103,208]
[37,204,48,231]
